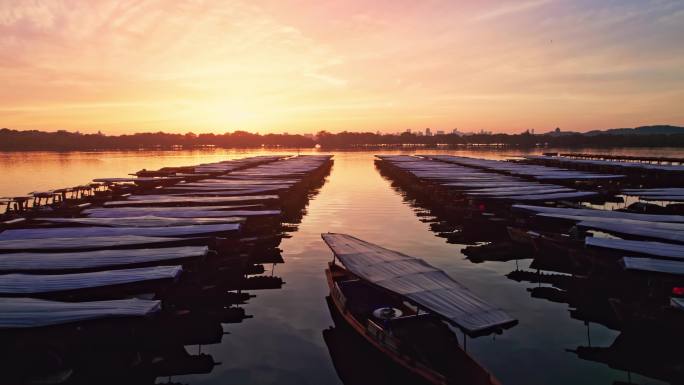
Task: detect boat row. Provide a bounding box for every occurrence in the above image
[0,154,333,384]
[375,153,684,384]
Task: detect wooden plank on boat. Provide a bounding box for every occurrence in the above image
[0,265,182,295]
[621,257,684,276]
[0,236,204,253]
[33,216,245,227]
[321,233,517,335]
[585,237,684,259]
[0,297,161,328]
[0,246,208,273]
[104,195,278,207]
[0,223,240,241]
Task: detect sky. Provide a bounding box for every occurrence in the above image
[1,0,683,135]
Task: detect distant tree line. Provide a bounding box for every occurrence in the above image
[0,127,683,151]
[315,130,684,148]
[0,129,314,151]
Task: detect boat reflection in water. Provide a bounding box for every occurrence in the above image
[321,233,516,385]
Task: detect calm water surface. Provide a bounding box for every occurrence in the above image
[1,148,682,385]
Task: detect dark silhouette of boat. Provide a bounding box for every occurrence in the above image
[322,233,516,385]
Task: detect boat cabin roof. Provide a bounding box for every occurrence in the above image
[323,233,517,336]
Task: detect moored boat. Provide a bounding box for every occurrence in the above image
[321,233,517,385]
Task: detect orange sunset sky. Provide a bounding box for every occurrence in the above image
[1,0,683,135]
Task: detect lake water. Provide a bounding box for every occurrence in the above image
[1,148,682,385]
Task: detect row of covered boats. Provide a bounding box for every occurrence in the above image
[0,154,333,384]
[2,150,683,385]
[374,153,684,384]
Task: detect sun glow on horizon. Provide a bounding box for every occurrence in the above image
[1,0,683,135]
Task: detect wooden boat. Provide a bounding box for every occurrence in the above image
[323,296,432,385]
[0,246,211,274]
[103,194,279,208]
[29,215,246,227]
[81,205,278,218]
[0,235,211,253]
[0,265,183,299]
[0,297,161,329]
[322,233,516,385]
[0,223,241,241]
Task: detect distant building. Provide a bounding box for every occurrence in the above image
[436,130,445,135]
[425,128,432,136]
[406,129,412,134]
[547,127,571,137]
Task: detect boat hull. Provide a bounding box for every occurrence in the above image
[325,262,500,385]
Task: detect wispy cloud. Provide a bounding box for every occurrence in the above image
[0,0,682,133]
[472,0,554,22]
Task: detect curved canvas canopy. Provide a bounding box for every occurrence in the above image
[0,246,208,273]
[0,265,183,295]
[0,297,161,328]
[321,233,517,335]
[0,223,240,241]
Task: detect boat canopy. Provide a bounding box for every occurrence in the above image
[0,235,201,253]
[33,216,245,227]
[586,237,684,259]
[621,257,684,276]
[0,223,240,241]
[103,194,278,207]
[577,221,684,244]
[0,246,208,273]
[0,297,161,328]
[0,265,183,295]
[513,204,684,223]
[321,233,517,335]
